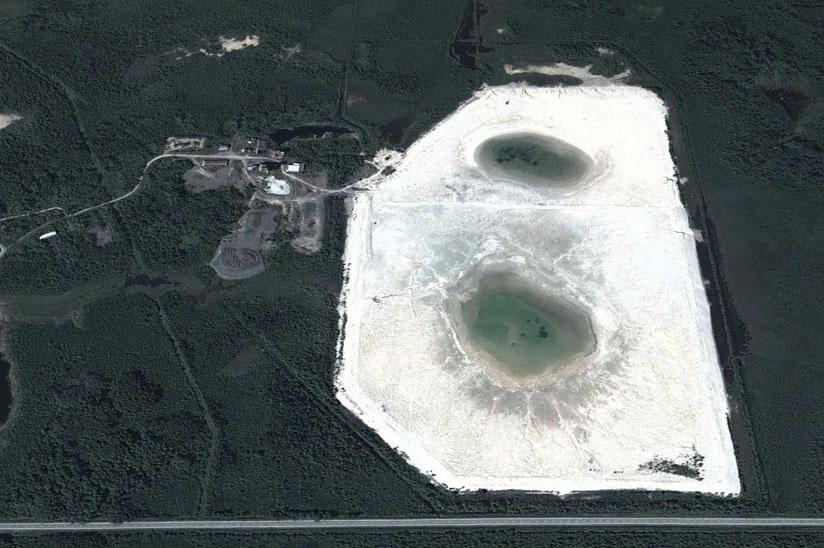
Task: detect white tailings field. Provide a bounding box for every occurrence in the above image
[0,114,21,131]
[336,81,740,494]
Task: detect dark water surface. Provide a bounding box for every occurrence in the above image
[0,355,13,426]
[271,125,352,145]
[448,0,493,70]
[124,274,172,288]
[477,132,592,186]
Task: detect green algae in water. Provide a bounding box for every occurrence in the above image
[477,133,592,185]
[460,274,595,379]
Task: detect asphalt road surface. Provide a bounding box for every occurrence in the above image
[0,518,823,531]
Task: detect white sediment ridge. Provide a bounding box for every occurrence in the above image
[336,81,740,495]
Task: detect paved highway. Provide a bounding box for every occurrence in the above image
[0,517,823,531]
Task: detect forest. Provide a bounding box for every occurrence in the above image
[3,530,824,548]
[0,0,822,528]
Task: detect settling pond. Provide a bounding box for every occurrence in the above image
[476,132,592,186]
[459,273,595,381]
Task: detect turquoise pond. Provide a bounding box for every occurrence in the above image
[459,273,595,379]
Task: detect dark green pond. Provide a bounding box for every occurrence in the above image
[476,132,592,186]
[460,273,595,379]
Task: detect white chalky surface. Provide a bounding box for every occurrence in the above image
[335,83,740,495]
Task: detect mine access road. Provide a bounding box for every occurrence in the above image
[0,517,823,531]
